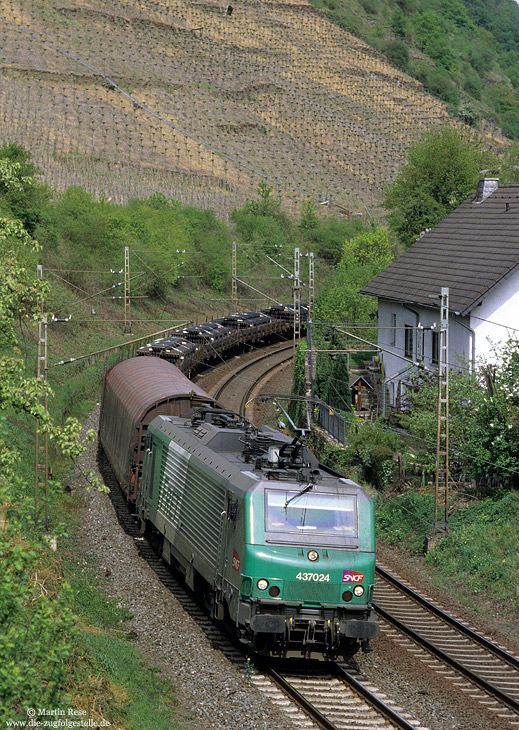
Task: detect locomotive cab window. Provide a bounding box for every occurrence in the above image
[265,490,357,537]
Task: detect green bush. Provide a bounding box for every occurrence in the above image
[384,40,409,69]
[500,110,519,140]
[376,488,519,609]
[0,529,77,721]
[313,419,403,491]
[376,491,435,552]
[425,491,519,605]
[425,68,459,106]
[349,423,402,490]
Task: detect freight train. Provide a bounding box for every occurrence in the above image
[135,304,307,374]
[99,310,378,660]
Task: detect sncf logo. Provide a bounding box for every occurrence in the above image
[342,570,364,583]
[232,550,241,572]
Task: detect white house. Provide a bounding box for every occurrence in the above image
[361,180,519,408]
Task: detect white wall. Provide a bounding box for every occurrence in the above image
[376,269,519,407]
[470,267,519,362]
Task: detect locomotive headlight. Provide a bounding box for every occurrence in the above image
[257,579,269,591]
[307,550,319,562]
[353,585,365,597]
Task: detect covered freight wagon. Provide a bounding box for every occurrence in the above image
[99,357,219,501]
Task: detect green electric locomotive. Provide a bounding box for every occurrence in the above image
[137,406,379,660]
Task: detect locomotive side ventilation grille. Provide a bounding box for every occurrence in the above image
[159,441,189,527]
[159,439,226,569]
[180,461,227,570]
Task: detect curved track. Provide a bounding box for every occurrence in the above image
[374,565,519,727]
[99,344,519,730]
[211,343,294,416]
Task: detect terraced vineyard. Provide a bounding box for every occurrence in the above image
[0,0,492,217]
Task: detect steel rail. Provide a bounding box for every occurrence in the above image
[213,343,294,403]
[262,666,343,730]
[239,353,294,416]
[373,587,519,714]
[257,662,421,730]
[335,664,420,730]
[376,566,519,670]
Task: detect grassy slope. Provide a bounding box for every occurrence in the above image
[0,0,480,220]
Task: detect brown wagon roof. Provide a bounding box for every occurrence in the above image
[104,356,216,427]
[361,185,519,316]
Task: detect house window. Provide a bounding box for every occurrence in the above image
[391,313,396,346]
[431,330,439,365]
[404,325,413,359]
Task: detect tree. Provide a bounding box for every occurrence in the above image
[401,340,519,488]
[384,128,494,247]
[0,144,50,234]
[312,225,394,409]
[0,157,85,719]
[315,224,394,324]
[384,39,409,69]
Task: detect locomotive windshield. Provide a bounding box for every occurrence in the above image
[265,490,357,537]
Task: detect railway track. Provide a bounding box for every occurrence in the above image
[210,342,294,415]
[252,662,426,730]
[98,346,519,730]
[374,565,519,728]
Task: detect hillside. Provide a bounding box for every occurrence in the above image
[310,0,519,139]
[0,0,487,219]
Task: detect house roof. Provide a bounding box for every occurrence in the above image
[349,376,373,390]
[361,184,519,316]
